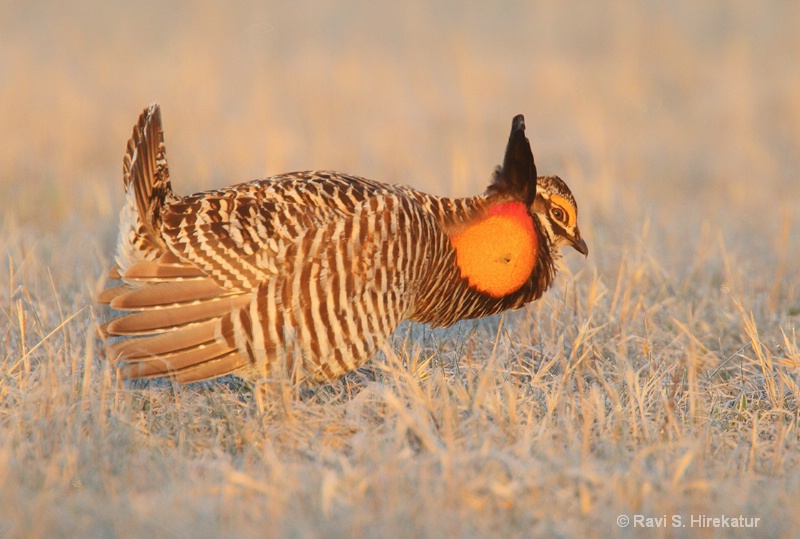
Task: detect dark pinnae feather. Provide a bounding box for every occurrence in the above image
[487,114,537,207]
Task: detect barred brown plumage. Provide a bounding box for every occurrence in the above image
[99,104,588,384]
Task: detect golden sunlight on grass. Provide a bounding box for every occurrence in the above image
[1,1,799,537]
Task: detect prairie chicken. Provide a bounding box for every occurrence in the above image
[99,105,587,384]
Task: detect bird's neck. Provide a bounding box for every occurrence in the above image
[399,189,555,327]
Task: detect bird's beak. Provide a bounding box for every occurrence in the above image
[570,232,589,256]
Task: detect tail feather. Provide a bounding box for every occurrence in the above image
[119,346,239,379]
[120,351,249,383]
[172,352,250,383]
[121,258,208,282]
[110,279,232,310]
[97,284,133,305]
[109,319,220,360]
[105,293,250,335]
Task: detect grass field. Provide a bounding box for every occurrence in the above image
[2,1,800,537]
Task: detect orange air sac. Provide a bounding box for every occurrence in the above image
[450,201,537,298]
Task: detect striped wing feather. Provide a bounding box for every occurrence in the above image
[158,173,395,290]
[215,193,444,382]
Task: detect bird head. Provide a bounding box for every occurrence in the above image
[531,175,588,257]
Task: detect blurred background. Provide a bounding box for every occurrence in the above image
[3,4,800,534]
[1,0,798,302]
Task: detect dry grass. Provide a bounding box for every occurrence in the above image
[2,1,800,537]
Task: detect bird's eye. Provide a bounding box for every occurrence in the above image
[551,207,565,223]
